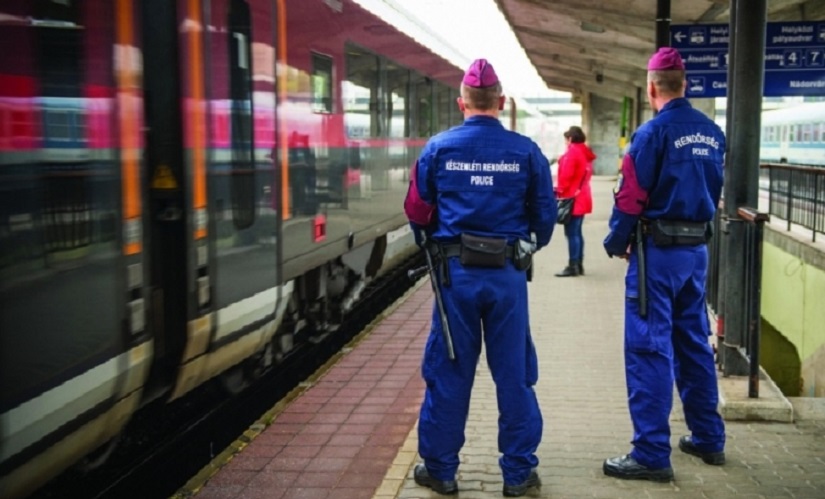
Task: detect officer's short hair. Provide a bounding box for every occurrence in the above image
[648,69,685,96]
[461,83,502,111]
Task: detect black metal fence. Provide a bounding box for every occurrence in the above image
[706,162,821,397]
[706,202,769,398]
[761,162,825,242]
[739,207,769,398]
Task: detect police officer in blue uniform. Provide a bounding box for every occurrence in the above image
[403,59,555,496]
[602,47,726,482]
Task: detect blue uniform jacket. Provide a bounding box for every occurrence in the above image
[414,116,555,249]
[604,98,725,256]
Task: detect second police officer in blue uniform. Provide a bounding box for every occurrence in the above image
[603,47,727,482]
[403,59,555,496]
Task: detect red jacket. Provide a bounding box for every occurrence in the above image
[556,142,596,216]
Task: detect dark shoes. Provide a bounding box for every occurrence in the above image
[603,454,674,482]
[413,463,540,497]
[555,260,582,277]
[413,464,457,495]
[502,469,541,497]
[679,435,726,465]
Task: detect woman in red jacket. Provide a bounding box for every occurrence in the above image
[555,126,596,277]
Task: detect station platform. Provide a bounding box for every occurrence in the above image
[182,177,825,499]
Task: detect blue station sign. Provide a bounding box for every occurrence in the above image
[669,22,825,98]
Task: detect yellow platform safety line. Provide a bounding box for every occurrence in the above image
[152,164,179,190]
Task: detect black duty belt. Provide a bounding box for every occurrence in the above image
[439,243,515,259]
[640,219,709,246]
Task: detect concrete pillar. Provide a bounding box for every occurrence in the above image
[586,93,624,175]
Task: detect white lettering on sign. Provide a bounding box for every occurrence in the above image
[789,80,825,88]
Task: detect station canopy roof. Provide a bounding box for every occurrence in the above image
[495,0,825,102]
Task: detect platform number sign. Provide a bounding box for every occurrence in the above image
[670,22,825,97]
[783,50,802,68]
[807,49,823,67]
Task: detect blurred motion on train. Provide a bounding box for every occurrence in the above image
[0,1,554,497]
[760,101,825,166]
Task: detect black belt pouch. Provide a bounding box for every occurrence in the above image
[650,220,708,246]
[459,233,507,268]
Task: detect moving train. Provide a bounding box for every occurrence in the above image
[0,1,550,497]
[760,101,825,166]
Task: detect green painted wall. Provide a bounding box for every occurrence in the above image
[760,235,825,396]
[760,319,801,396]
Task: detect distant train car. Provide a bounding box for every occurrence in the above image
[0,0,493,497]
[760,101,825,166]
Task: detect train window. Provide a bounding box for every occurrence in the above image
[344,45,380,138]
[435,83,452,132]
[802,124,813,143]
[228,0,256,229]
[1,0,121,417]
[386,63,409,138]
[414,76,432,138]
[311,53,333,113]
[44,109,74,142]
[789,125,796,143]
[817,123,824,143]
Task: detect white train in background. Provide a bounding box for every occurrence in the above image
[760,101,825,166]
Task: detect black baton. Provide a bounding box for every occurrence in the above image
[636,222,648,318]
[419,235,456,360]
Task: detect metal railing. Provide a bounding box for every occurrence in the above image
[761,163,825,242]
[739,207,769,398]
[706,203,769,398]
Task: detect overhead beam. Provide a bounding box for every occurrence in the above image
[767,0,812,13]
[516,25,650,69]
[535,64,638,98]
[532,53,648,88]
[538,73,635,103]
[519,0,651,25]
[699,3,729,22]
[770,0,825,20]
[518,0,651,42]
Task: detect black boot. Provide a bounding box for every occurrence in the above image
[555,260,580,277]
[577,261,584,275]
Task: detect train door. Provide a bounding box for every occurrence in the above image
[140,0,284,399]
[140,0,193,393]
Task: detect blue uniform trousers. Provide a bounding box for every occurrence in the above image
[418,258,541,486]
[624,240,725,469]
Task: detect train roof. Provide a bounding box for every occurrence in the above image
[761,101,825,126]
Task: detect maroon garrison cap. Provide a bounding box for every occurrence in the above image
[462,58,499,88]
[647,47,685,70]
